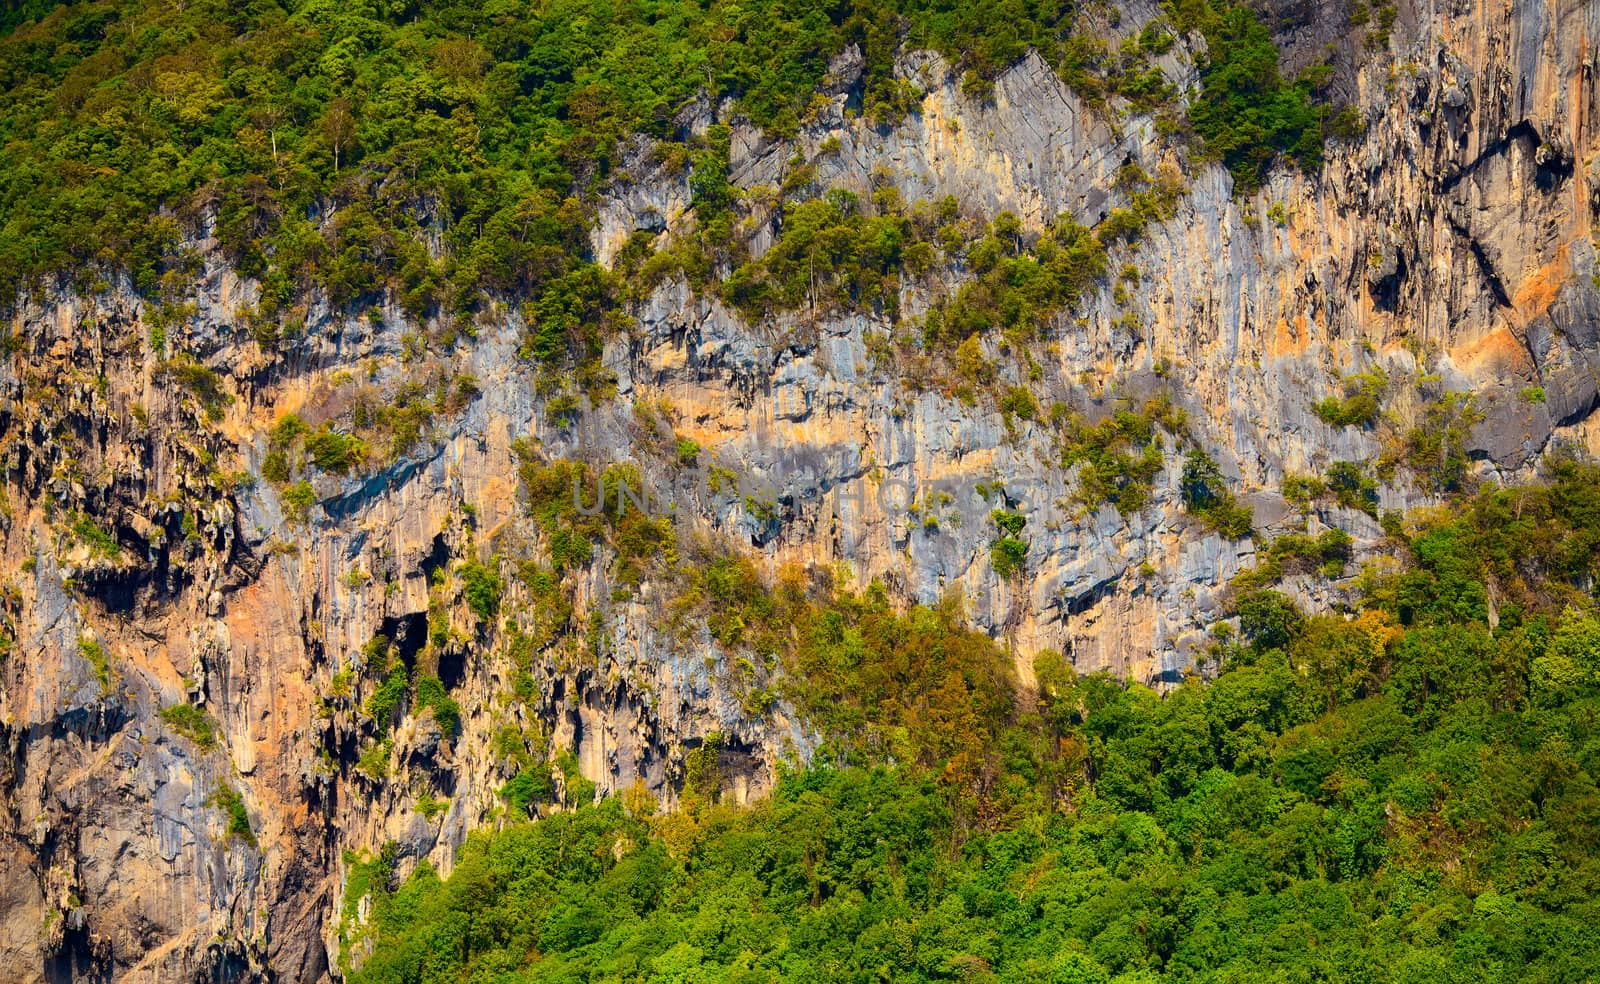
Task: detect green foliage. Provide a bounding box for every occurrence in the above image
[159,358,233,419]
[558,749,599,806]
[339,845,397,971]
[669,551,1018,796]
[69,513,121,558]
[515,562,575,658]
[365,669,408,735]
[1057,396,1185,515]
[261,450,291,486]
[1384,392,1482,494]
[1325,460,1381,516]
[77,636,110,690]
[1531,609,1600,706]
[991,535,1029,578]
[1313,370,1386,427]
[1175,0,1343,192]
[159,703,218,749]
[517,452,675,582]
[998,385,1039,431]
[673,438,699,466]
[281,480,317,524]
[792,595,1006,793]
[352,461,1600,984]
[0,0,1331,328]
[415,675,461,736]
[1234,586,1306,649]
[500,768,552,817]
[459,559,503,624]
[681,734,724,808]
[926,214,1110,347]
[1360,457,1600,626]
[415,795,448,821]
[209,784,256,847]
[989,508,1030,577]
[304,427,366,475]
[271,413,310,448]
[718,188,1119,346]
[991,509,1026,537]
[1239,527,1355,586]
[262,411,310,484]
[359,634,392,673]
[356,740,393,780]
[1181,448,1254,538]
[724,187,916,320]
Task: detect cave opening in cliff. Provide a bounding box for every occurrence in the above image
[379,611,429,671]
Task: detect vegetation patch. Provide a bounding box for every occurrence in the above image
[1381,391,1482,494]
[1180,448,1254,538]
[208,784,256,847]
[459,560,504,624]
[1312,369,1387,428]
[414,675,461,736]
[159,703,218,750]
[1055,395,1186,515]
[1174,0,1359,191]
[989,509,1030,578]
[347,456,1600,981]
[68,514,122,559]
[76,637,110,690]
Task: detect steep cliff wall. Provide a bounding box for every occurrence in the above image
[0,0,1597,978]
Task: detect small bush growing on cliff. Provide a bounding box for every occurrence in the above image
[208,785,256,847]
[77,637,111,690]
[158,358,233,421]
[1057,397,1185,515]
[159,704,218,750]
[674,438,700,466]
[1312,370,1387,428]
[1181,449,1254,538]
[681,734,724,809]
[1234,528,1355,589]
[499,769,552,818]
[1326,461,1381,516]
[991,536,1029,578]
[281,482,317,525]
[69,514,122,559]
[365,670,408,735]
[459,560,503,624]
[355,740,393,780]
[415,795,448,821]
[305,427,366,475]
[1383,392,1482,494]
[415,675,461,736]
[998,386,1039,436]
[989,508,1030,578]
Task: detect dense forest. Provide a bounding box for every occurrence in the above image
[0,0,1341,328]
[344,462,1600,983]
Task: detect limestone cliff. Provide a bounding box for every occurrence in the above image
[0,0,1597,978]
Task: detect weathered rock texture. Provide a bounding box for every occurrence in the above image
[1,0,1597,978]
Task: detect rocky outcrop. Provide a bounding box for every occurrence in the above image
[0,0,1596,978]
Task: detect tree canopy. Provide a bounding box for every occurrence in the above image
[0,0,1346,320]
[346,462,1600,983]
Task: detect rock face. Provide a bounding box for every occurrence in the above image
[0,0,1596,979]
